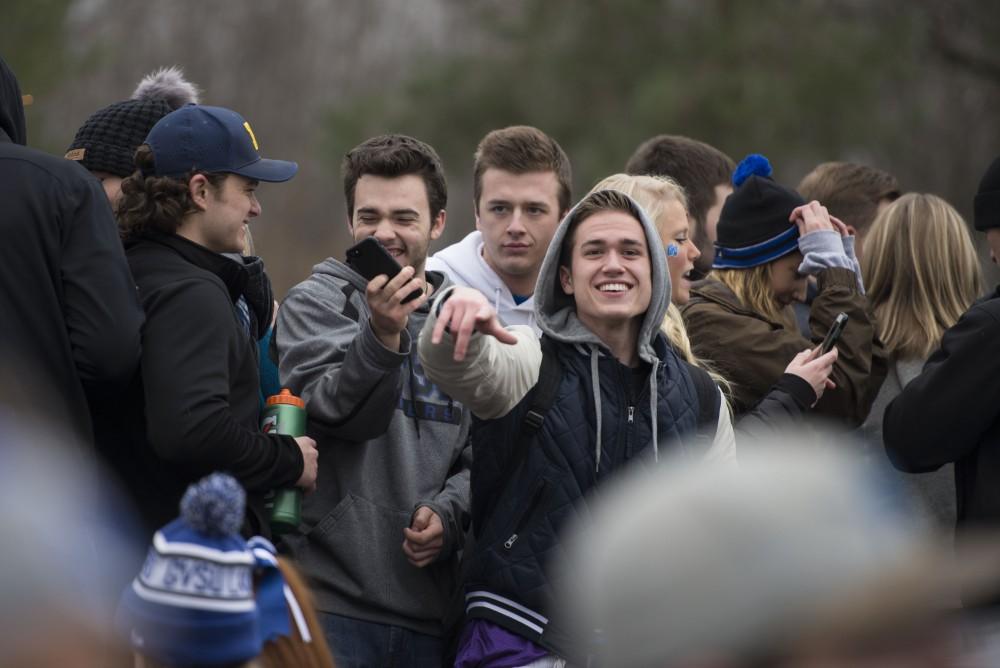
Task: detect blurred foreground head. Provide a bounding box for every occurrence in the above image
[0,407,140,668]
[560,439,1000,668]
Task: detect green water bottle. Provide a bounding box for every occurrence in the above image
[261,389,307,535]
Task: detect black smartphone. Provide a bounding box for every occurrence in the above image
[820,312,849,355]
[345,237,422,303]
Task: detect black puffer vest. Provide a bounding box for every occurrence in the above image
[465,333,718,659]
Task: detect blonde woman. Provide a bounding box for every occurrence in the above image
[591,173,838,429]
[680,155,886,424]
[861,193,982,529]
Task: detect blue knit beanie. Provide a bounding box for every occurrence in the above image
[116,474,262,667]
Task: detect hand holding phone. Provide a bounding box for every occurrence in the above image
[819,312,849,355]
[345,237,422,303]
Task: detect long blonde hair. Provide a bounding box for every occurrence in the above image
[589,174,731,397]
[863,193,982,359]
[709,264,792,326]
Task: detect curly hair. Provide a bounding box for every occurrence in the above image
[117,144,227,240]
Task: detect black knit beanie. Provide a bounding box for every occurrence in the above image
[713,154,805,269]
[65,67,199,178]
[974,155,1000,231]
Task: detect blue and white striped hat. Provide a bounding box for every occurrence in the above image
[116,474,260,666]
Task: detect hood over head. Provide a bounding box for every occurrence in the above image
[534,190,671,364]
[0,56,26,145]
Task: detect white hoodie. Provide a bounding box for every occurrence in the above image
[426,231,539,334]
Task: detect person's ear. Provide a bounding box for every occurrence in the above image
[559,264,574,295]
[430,209,447,241]
[188,174,210,212]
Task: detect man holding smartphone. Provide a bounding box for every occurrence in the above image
[276,134,471,667]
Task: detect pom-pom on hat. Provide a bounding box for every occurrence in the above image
[974,155,1000,231]
[116,473,262,667]
[65,66,199,178]
[713,154,806,269]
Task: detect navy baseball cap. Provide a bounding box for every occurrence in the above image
[144,105,297,182]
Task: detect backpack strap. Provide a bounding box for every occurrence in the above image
[516,335,561,450]
[483,335,562,522]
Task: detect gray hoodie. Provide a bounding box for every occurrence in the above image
[276,258,470,636]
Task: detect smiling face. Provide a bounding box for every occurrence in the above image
[769,251,809,306]
[476,168,563,296]
[180,174,260,253]
[559,210,653,333]
[657,198,701,305]
[350,173,446,277]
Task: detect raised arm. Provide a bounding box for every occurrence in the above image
[418,286,541,420]
[276,271,425,441]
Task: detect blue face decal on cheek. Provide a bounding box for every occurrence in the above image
[666,243,679,257]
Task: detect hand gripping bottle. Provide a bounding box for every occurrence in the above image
[261,389,307,535]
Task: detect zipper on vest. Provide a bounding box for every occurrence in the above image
[504,479,547,550]
[627,406,635,424]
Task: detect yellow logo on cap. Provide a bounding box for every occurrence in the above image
[243,121,259,151]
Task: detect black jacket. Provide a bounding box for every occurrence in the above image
[884,287,1000,529]
[123,232,302,534]
[0,57,142,446]
[467,335,717,661]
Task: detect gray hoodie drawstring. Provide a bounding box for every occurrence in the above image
[590,346,602,474]
[649,358,659,463]
[493,286,501,314]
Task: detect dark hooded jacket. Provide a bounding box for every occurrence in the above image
[420,193,733,662]
[0,57,143,446]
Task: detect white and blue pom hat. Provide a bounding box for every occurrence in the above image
[116,473,308,666]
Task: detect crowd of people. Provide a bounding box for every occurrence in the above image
[6,53,1000,668]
